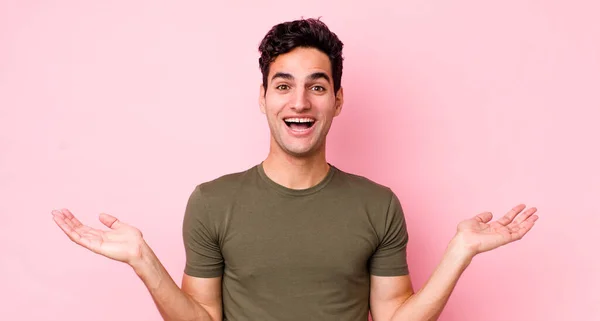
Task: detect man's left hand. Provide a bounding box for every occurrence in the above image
[452,204,539,258]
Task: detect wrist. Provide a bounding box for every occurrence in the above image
[446,235,477,265]
[129,242,167,291]
[129,241,155,276]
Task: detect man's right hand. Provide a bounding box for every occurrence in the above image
[52,209,146,266]
[52,208,223,321]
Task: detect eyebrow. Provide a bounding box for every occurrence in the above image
[308,72,331,83]
[271,72,294,82]
[271,72,331,83]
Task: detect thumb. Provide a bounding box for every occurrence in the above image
[99,213,123,229]
[474,212,493,223]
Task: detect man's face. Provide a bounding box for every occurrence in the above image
[259,47,343,158]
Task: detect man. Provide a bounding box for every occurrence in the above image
[52,18,539,321]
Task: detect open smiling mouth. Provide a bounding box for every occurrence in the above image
[284,118,315,131]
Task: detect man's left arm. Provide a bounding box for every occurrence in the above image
[370,204,539,321]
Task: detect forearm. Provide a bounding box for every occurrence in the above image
[131,243,215,321]
[391,238,473,321]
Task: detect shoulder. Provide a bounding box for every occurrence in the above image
[183,165,259,233]
[185,165,258,214]
[331,165,397,203]
[190,165,257,198]
[330,166,407,237]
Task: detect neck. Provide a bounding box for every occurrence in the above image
[262,143,330,190]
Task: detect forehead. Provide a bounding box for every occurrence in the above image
[268,47,332,81]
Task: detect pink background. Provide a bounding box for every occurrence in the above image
[1,1,599,320]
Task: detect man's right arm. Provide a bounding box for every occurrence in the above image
[51,209,222,321]
[132,182,225,321]
[132,242,222,321]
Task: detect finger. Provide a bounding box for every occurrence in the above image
[60,208,85,229]
[99,213,122,229]
[58,209,79,231]
[59,210,93,235]
[515,213,539,229]
[474,212,493,223]
[496,204,526,226]
[53,214,84,244]
[53,212,102,253]
[52,213,71,233]
[510,215,539,240]
[59,208,75,220]
[51,210,66,222]
[512,207,538,226]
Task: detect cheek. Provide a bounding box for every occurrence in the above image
[265,97,287,114]
[313,97,337,116]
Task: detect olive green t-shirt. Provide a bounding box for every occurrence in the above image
[182,163,409,321]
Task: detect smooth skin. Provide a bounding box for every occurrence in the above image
[53,47,538,321]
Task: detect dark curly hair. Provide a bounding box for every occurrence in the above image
[258,18,344,94]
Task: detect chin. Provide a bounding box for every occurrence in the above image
[282,143,323,158]
[272,134,324,158]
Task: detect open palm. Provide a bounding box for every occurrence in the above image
[456,204,539,255]
[52,209,144,264]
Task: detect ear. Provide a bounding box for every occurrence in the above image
[259,83,266,114]
[334,86,344,117]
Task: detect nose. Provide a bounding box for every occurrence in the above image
[290,87,311,112]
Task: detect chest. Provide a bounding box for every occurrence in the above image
[218,197,381,282]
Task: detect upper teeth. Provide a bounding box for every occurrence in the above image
[285,118,314,123]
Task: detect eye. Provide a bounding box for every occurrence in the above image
[276,84,290,90]
[311,85,326,92]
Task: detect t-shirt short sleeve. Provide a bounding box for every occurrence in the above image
[369,191,410,276]
[182,185,224,278]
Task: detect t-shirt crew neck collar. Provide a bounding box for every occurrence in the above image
[257,162,337,197]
